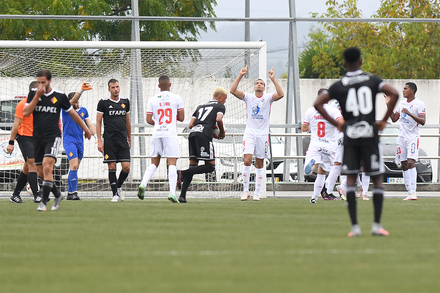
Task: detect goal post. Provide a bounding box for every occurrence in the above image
[0,40,268,199]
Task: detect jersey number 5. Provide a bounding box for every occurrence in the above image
[158,108,172,125]
[346,86,373,117]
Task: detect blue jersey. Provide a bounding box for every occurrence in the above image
[62,107,89,143]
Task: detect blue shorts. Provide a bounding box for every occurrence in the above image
[63,140,84,161]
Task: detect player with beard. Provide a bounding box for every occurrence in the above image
[24,70,92,211]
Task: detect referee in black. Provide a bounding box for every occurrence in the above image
[314,47,399,237]
[24,70,92,211]
[179,87,227,203]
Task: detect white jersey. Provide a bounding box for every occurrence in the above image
[146,91,184,138]
[303,103,342,149]
[396,98,426,139]
[242,92,274,135]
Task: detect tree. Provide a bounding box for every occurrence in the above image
[301,0,440,79]
[0,0,217,41]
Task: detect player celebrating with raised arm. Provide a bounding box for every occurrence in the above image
[302,89,344,203]
[23,70,92,212]
[230,66,284,201]
[137,76,184,203]
[314,47,399,237]
[387,83,426,201]
[96,79,131,203]
[178,87,227,203]
[63,82,96,201]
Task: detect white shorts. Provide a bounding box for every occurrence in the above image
[334,144,344,163]
[304,145,335,172]
[242,133,270,159]
[395,136,419,164]
[149,137,180,158]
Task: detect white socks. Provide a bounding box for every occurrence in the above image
[313,174,326,199]
[403,169,410,192]
[408,167,417,194]
[168,165,177,196]
[325,165,341,193]
[362,172,370,195]
[141,164,157,186]
[254,168,264,196]
[242,165,251,193]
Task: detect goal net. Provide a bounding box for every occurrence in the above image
[0,41,268,200]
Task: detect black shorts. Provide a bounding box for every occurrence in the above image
[188,133,215,161]
[33,137,61,165]
[342,142,384,176]
[103,138,131,163]
[16,135,34,161]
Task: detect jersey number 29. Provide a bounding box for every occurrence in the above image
[346,86,373,117]
[158,108,172,125]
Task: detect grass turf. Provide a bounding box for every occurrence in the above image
[0,197,438,293]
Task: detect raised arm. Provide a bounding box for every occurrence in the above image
[23,86,44,117]
[70,82,93,105]
[269,67,284,101]
[229,66,247,100]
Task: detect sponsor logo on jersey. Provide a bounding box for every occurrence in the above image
[346,121,374,139]
[35,105,57,113]
[51,97,58,104]
[252,104,264,119]
[341,74,370,86]
[109,110,126,116]
[191,124,204,133]
[109,105,113,108]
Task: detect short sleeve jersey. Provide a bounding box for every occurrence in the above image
[327,70,385,146]
[62,107,89,143]
[303,103,342,149]
[97,97,130,140]
[395,98,426,139]
[26,88,72,139]
[15,98,33,137]
[242,92,274,135]
[146,91,184,138]
[190,100,226,141]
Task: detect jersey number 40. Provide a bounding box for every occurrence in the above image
[346,86,373,117]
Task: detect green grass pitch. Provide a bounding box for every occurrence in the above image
[1,197,438,293]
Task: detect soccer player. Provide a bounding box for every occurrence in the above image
[302,89,343,203]
[137,76,184,203]
[230,66,284,201]
[387,83,426,201]
[178,87,227,203]
[314,47,399,237]
[63,82,96,201]
[7,81,41,204]
[96,79,131,202]
[23,70,92,211]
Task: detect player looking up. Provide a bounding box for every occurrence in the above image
[387,83,426,201]
[314,47,399,237]
[230,66,284,201]
[96,79,131,202]
[178,87,227,203]
[302,89,344,203]
[137,76,185,203]
[23,70,92,211]
[63,82,96,201]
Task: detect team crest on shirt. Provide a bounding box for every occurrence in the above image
[81,112,84,117]
[51,97,57,104]
[121,104,125,109]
